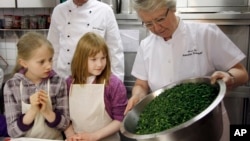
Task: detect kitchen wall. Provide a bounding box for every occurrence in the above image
[0,8,52,66]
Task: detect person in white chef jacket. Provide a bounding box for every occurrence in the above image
[47,0,124,81]
[124,0,249,141]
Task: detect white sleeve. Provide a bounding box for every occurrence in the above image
[105,8,125,81]
[47,8,60,70]
[207,24,246,70]
[131,43,148,81]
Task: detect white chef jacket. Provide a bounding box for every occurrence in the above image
[132,19,245,91]
[47,0,124,81]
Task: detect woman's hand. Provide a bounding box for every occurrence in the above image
[211,71,234,90]
[124,94,141,115]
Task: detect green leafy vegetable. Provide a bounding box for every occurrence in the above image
[135,82,219,135]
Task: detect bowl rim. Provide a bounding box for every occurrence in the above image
[120,76,226,139]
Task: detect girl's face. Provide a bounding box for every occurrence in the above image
[20,45,53,84]
[88,51,106,76]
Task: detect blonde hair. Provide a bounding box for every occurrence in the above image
[13,32,54,73]
[71,32,111,85]
[132,0,176,12]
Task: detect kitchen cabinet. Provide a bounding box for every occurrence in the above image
[0,0,15,8]
[17,0,57,8]
[0,0,57,8]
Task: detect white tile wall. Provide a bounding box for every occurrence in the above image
[0,8,52,66]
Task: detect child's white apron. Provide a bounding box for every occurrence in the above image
[20,80,62,139]
[69,83,120,141]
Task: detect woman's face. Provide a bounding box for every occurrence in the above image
[138,8,179,40]
[88,51,107,76]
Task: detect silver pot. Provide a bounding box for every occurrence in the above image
[120,76,226,141]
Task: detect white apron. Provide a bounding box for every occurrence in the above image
[69,82,120,141]
[20,81,63,140]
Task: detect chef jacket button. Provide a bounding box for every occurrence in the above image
[69,10,72,12]
[89,11,92,13]
[68,22,70,24]
[67,49,70,51]
[87,24,89,26]
[68,62,70,65]
[67,35,70,38]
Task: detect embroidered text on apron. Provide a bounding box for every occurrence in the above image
[69,82,120,141]
[20,80,63,140]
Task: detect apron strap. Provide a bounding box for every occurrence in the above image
[47,79,51,103]
[20,81,23,101]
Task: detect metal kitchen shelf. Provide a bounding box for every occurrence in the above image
[178,12,250,25]
[115,13,139,20]
[0,28,48,38]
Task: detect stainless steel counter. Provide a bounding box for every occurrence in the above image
[179,12,250,19]
[178,12,250,25]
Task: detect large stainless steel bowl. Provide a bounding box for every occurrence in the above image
[120,76,226,141]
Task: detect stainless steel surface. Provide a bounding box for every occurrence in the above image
[188,0,248,7]
[115,13,139,20]
[177,12,250,25]
[177,0,250,12]
[121,0,133,14]
[178,13,250,20]
[121,77,226,141]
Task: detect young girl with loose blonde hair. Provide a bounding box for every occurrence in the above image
[4,32,70,139]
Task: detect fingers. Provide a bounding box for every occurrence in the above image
[211,71,232,86]
[38,92,48,103]
[30,90,49,111]
[66,135,82,141]
[30,92,40,105]
[124,102,133,115]
[124,96,140,115]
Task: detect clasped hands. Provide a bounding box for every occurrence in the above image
[29,90,52,115]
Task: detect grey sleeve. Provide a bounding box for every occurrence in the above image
[0,68,3,88]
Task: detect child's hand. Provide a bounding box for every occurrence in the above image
[29,92,41,112]
[65,134,80,141]
[76,132,98,141]
[38,90,52,113]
